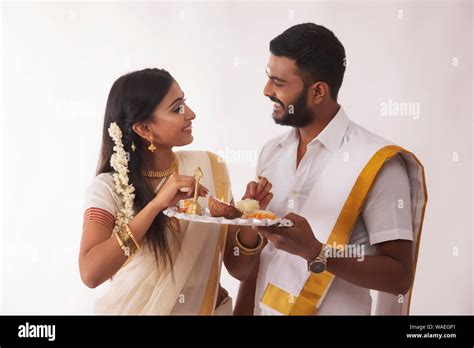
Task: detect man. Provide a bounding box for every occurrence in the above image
[225,23,427,315]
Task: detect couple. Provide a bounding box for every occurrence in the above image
[79,23,427,315]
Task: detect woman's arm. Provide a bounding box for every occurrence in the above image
[233,258,259,315]
[79,174,208,288]
[79,199,163,288]
[224,176,272,281]
[224,225,262,281]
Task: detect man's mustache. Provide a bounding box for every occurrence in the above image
[269,96,284,108]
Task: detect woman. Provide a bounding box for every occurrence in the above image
[79,68,272,315]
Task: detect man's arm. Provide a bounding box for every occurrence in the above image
[259,214,414,296]
[303,237,414,295]
[258,155,415,296]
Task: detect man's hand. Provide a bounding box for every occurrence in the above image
[242,176,273,210]
[257,213,414,296]
[256,213,323,261]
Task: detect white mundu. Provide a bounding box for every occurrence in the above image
[254,107,427,315]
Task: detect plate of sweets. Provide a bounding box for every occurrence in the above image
[163,196,294,227]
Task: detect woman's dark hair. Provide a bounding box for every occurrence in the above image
[96,68,179,271]
[270,23,346,101]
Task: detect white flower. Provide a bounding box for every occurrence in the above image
[108,122,136,235]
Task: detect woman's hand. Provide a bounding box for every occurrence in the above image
[242,176,273,210]
[152,173,209,211]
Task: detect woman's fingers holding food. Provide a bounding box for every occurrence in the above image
[198,184,209,197]
[173,176,209,197]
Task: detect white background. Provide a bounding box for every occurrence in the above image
[0,0,472,314]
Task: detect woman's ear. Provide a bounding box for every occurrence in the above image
[310,81,329,105]
[132,122,151,141]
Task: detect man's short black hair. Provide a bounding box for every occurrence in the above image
[270,23,346,101]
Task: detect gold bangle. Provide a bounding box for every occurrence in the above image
[121,228,136,256]
[235,229,264,256]
[114,230,126,249]
[114,225,138,257]
[114,230,132,257]
[124,224,140,251]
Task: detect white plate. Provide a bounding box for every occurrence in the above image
[163,206,294,227]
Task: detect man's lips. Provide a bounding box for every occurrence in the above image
[269,97,284,111]
[273,102,283,111]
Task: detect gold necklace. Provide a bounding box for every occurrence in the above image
[142,155,178,179]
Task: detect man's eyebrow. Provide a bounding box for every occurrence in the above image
[167,93,185,109]
[266,70,287,83]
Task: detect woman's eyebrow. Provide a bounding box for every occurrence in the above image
[167,93,185,108]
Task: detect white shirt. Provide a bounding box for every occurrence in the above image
[255,107,414,315]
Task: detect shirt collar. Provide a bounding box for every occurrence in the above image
[279,106,350,153]
[279,128,299,148]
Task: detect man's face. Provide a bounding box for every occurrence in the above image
[263,54,314,127]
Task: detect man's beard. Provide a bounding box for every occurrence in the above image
[270,90,314,128]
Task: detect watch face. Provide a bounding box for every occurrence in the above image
[310,261,326,273]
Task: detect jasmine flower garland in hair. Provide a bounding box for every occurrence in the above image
[108,122,136,235]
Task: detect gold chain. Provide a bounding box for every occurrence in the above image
[142,154,178,179]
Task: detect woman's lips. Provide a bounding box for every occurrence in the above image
[182,124,193,133]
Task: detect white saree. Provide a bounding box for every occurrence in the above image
[83,151,232,315]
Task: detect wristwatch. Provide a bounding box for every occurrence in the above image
[307,243,329,274]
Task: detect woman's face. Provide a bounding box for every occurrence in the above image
[147,81,196,148]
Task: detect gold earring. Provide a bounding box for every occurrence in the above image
[131,142,136,152]
[148,137,156,153]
